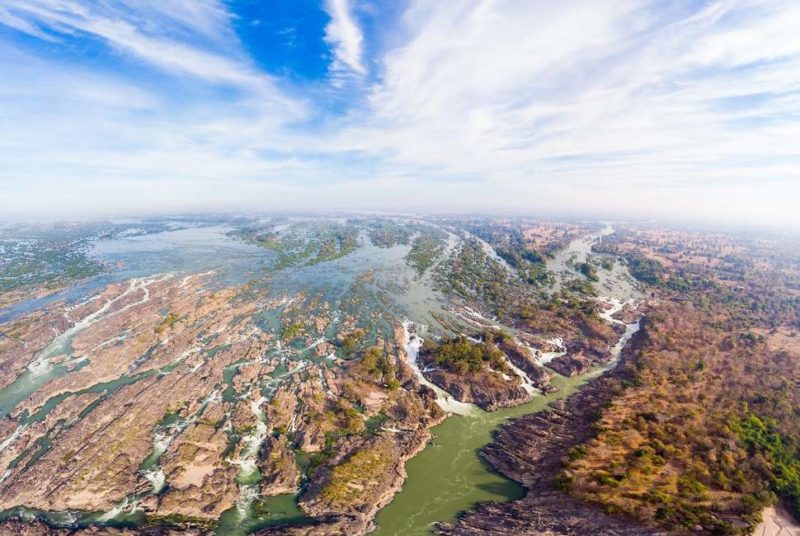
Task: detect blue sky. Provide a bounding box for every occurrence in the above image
[0,0,798,225]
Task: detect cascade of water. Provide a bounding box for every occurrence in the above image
[401,320,475,415]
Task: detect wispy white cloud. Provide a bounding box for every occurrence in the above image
[323,0,366,77]
[330,0,800,224]
[0,0,319,218]
[0,0,304,114]
[0,0,799,225]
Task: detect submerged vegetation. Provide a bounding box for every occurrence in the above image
[577,261,599,282]
[462,221,552,286]
[0,224,107,303]
[406,230,447,276]
[231,220,359,270]
[364,220,413,248]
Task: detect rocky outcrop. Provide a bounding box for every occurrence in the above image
[480,377,617,487]
[426,367,532,410]
[436,329,662,536]
[545,351,594,377]
[498,338,554,391]
[259,435,300,496]
[0,302,78,391]
[0,276,282,522]
[435,489,662,535]
[386,383,445,429]
[547,320,626,377]
[0,519,212,535]
[290,430,431,535]
[157,403,239,519]
[418,349,532,411]
[253,514,368,536]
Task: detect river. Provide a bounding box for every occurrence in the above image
[0,219,638,535]
[373,225,641,535]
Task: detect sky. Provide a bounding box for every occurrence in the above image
[0,0,798,225]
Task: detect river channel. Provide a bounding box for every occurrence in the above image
[373,225,641,535]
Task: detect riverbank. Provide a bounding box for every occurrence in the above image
[372,225,644,535]
[435,327,662,535]
[0,219,652,536]
[755,506,800,536]
[372,316,643,533]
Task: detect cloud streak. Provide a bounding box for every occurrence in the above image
[335,0,800,223]
[323,0,366,77]
[0,0,303,112]
[0,0,798,225]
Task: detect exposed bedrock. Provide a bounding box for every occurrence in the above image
[436,330,663,536]
[418,348,532,411]
[0,519,212,535]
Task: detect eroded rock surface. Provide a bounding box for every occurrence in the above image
[436,333,662,536]
[0,519,211,535]
[418,344,533,411]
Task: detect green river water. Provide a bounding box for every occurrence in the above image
[372,372,601,535]
[372,224,639,535]
[0,219,639,536]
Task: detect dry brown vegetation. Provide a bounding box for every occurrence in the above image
[561,227,800,534]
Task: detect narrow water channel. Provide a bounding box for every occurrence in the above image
[0,220,638,536]
[373,224,640,535]
[372,368,611,535]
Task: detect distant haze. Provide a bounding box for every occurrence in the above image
[0,1,798,226]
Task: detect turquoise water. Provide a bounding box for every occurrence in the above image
[0,218,451,534]
[0,218,639,536]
